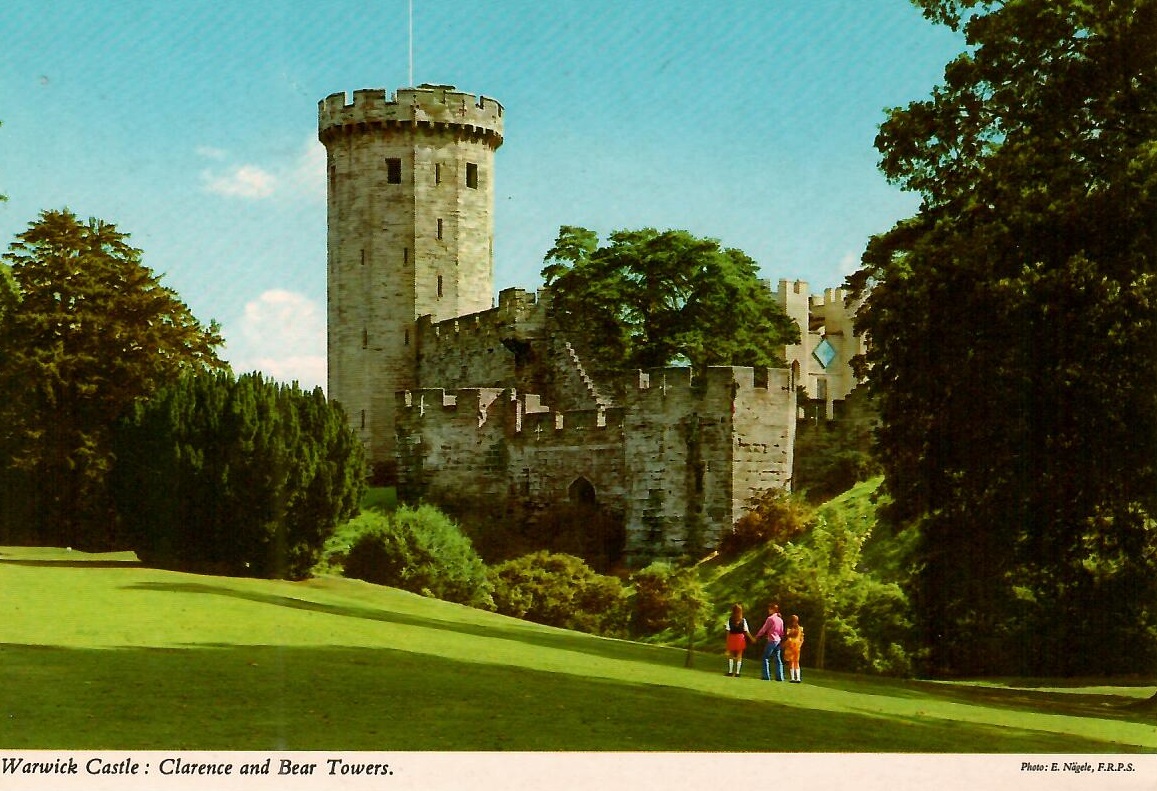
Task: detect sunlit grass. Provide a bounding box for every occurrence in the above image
[2,546,1154,752]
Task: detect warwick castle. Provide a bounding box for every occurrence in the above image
[319,84,866,565]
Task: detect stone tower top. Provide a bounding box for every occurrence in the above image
[318,84,504,147]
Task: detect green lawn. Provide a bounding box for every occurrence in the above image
[2,546,1154,751]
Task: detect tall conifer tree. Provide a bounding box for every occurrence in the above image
[0,209,225,547]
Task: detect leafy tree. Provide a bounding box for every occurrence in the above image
[772,509,913,676]
[490,551,629,636]
[342,505,493,607]
[849,1,1157,675]
[629,561,711,666]
[112,370,365,579]
[0,209,225,547]
[629,561,681,635]
[668,568,711,667]
[541,226,798,370]
[780,512,869,671]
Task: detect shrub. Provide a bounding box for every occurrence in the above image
[342,505,493,609]
[718,489,812,556]
[360,486,398,513]
[434,494,626,574]
[490,551,628,636]
[112,370,365,580]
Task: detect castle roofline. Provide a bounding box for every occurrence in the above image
[318,85,503,146]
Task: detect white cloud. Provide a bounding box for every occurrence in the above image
[227,289,325,390]
[197,136,323,202]
[202,164,278,199]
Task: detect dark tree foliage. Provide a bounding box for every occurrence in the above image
[0,209,226,548]
[851,0,1157,675]
[112,370,366,580]
[541,226,799,370]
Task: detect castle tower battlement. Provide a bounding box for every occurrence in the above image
[322,84,503,465]
[319,86,503,146]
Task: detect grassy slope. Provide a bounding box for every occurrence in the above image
[2,546,1154,752]
[695,478,890,629]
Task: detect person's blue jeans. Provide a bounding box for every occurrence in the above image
[761,640,784,681]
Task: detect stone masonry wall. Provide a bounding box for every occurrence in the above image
[394,388,629,530]
[414,289,542,390]
[395,365,796,563]
[320,85,502,464]
[729,367,797,518]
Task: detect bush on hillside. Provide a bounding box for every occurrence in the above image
[718,489,812,556]
[778,575,914,676]
[112,370,365,580]
[827,578,914,676]
[803,448,880,503]
[361,486,398,514]
[490,551,628,637]
[342,505,493,609]
[629,562,680,635]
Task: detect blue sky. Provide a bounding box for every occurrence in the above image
[1,1,962,390]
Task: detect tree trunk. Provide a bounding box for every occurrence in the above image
[817,618,827,671]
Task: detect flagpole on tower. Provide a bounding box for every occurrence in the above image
[408,0,414,86]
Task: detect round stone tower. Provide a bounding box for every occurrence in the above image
[318,84,504,468]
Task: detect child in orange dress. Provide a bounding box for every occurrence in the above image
[724,603,756,677]
[784,614,805,682]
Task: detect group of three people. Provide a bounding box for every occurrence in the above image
[724,601,804,682]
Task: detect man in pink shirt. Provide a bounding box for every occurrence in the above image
[753,601,785,681]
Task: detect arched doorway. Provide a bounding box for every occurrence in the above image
[557,476,624,572]
[568,476,597,506]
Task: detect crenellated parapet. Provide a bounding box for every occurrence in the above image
[319,84,503,147]
[416,288,544,347]
[628,365,795,399]
[810,287,849,309]
[396,386,625,443]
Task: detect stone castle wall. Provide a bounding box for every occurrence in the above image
[322,84,828,566]
[414,288,542,390]
[395,365,796,560]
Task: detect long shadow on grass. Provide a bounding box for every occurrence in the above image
[802,672,1157,725]
[1,643,1143,752]
[0,558,142,569]
[124,581,684,669]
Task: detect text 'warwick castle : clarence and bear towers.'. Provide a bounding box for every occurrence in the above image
[319,84,865,565]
